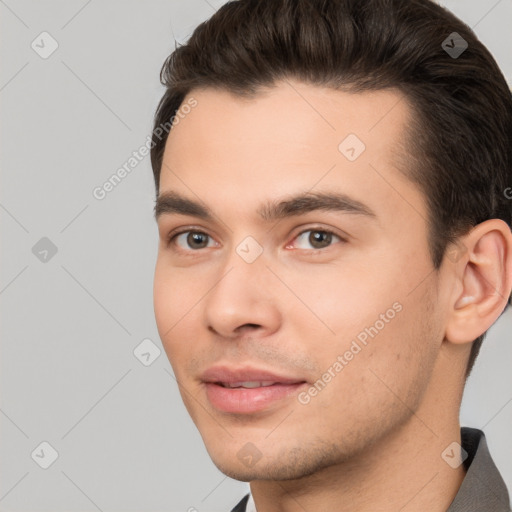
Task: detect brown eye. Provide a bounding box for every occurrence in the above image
[292,229,343,250]
[171,231,215,250]
[309,231,333,249]
[187,232,209,249]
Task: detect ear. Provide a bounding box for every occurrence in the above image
[444,219,512,345]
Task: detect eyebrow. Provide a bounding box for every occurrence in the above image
[154,190,377,222]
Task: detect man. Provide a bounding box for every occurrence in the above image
[150,0,512,510]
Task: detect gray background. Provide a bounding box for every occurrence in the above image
[1,0,511,510]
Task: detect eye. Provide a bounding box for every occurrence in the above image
[290,229,344,250]
[166,227,345,253]
[170,230,217,251]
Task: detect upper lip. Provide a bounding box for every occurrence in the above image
[201,365,307,385]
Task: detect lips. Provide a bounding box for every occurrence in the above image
[201,366,308,413]
[200,366,306,386]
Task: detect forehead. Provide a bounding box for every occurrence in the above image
[165,80,410,156]
[159,80,426,227]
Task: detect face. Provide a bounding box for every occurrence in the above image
[153,80,448,481]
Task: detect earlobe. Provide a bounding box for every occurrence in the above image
[444,219,512,345]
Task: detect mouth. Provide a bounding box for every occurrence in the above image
[204,381,308,413]
[201,366,308,414]
[217,381,290,388]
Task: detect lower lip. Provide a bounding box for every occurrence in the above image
[204,382,307,413]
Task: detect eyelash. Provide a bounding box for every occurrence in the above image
[166,226,346,254]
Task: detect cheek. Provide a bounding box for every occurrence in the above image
[290,259,436,392]
[304,297,436,440]
[153,262,197,364]
[344,285,439,411]
[153,259,204,331]
[153,265,174,337]
[275,260,395,355]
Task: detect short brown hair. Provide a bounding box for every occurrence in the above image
[151,0,512,377]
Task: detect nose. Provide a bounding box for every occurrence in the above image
[203,247,282,340]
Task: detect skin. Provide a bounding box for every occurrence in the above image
[153,80,512,512]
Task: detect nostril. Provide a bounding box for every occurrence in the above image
[237,323,261,331]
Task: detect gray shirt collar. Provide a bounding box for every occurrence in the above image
[447,427,511,511]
